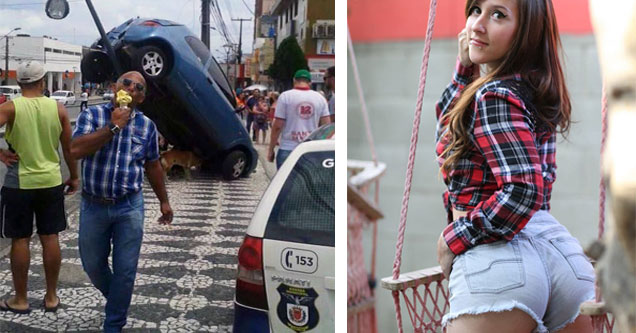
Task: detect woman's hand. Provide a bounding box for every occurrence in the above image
[458,28,472,67]
[437,233,456,279]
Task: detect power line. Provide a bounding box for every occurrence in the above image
[224,0,239,38]
[240,0,254,15]
[209,0,235,46]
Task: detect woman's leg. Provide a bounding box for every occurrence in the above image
[254,128,260,144]
[446,309,537,333]
[555,315,593,333]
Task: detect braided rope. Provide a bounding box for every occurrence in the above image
[391,0,439,280]
[347,27,378,166]
[596,87,608,306]
[390,1,439,331]
[598,87,607,241]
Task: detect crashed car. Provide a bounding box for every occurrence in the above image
[81,18,257,180]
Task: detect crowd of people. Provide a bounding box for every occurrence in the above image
[235,66,335,169]
[235,88,279,144]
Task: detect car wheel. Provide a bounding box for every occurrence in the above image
[81,50,115,82]
[136,45,170,81]
[222,150,247,180]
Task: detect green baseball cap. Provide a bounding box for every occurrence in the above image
[294,69,312,81]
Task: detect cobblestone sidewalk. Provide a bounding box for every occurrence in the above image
[0,167,268,332]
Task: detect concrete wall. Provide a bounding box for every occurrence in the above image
[347,35,602,332]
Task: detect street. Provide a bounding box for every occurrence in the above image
[0,110,272,331]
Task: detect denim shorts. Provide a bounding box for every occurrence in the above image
[442,210,595,332]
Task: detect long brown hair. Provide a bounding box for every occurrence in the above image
[440,0,571,173]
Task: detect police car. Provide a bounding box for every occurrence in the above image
[233,138,335,332]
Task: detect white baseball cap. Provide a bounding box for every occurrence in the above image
[17,60,46,83]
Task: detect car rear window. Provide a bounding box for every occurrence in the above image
[265,151,334,247]
[184,36,235,106]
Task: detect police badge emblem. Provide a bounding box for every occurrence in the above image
[287,304,308,326]
[277,284,319,331]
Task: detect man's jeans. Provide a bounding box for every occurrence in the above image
[78,191,144,333]
[276,149,293,169]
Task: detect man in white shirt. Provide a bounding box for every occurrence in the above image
[267,69,331,168]
[325,66,335,122]
[80,89,89,110]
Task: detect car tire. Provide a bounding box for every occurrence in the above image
[81,50,115,82]
[136,45,170,81]
[222,150,247,180]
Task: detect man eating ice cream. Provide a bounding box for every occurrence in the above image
[71,71,173,332]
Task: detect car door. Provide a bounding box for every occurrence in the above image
[261,149,335,332]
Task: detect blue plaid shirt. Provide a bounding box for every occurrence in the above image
[72,102,159,198]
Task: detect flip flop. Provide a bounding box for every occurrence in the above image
[43,296,60,313]
[0,299,32,314]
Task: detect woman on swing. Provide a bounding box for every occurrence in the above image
[435,0,595,332]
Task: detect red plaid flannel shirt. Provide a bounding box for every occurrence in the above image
[435,59,556,255]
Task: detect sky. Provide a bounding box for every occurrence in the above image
[0,0,255,61]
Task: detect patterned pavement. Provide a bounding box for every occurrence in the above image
[0,166,269,332]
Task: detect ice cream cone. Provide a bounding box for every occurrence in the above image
[116,90,132,109]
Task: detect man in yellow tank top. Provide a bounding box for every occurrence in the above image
[0,61,78,314]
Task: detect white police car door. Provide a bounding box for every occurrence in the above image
[262,150,335,332]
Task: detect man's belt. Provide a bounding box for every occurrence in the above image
[81,191,138,205]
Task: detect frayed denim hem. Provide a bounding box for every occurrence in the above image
[441,301,548,333]
[550,295,595,332]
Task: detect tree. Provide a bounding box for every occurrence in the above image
[268,36,308,90]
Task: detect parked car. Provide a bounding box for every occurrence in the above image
[233,138,335,332]
[304,123,335,142]
[102,90,114,100]
[0,85,22,101]
[81,18,256,180]
[50,90,76,105]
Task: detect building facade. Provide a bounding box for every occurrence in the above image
[252,0,334,88]
[0,34,82,93]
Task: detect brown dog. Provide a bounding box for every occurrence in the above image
[160,149,202,180]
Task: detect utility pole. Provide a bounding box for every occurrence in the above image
[201,0,211,49]
[223,44,232,79]
[4,37,9,85]
[233,43,238,90]
[2,27,21,85]
[231,18,250,89]
[231,18,250,64]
